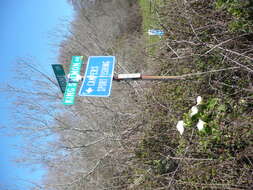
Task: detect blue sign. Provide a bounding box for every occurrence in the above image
[148,29,164,36]
[79,56,115,97]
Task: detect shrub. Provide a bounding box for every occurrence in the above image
[215,0,253,32]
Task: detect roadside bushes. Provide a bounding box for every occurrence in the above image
[216,0,253,32]
[122,0,253,189]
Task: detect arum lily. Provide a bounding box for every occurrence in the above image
[190,106,198,117]
[196,96,202,105]
[197,119,205,131]
[176,120,185,135]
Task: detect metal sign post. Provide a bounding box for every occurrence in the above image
[113,73,184,81]
[52,56,237,105]
[112,67,238,81]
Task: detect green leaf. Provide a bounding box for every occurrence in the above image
[217,104,226,112]
[207,98,219,110]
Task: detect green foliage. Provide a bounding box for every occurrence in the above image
[215,0,253,32]
[184,98,221,129]
[133,85,252,188]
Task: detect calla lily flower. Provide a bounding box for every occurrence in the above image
[197,119,205,131]
[196,96,202,105]
[176,120,185,135]
[190,106,198,117]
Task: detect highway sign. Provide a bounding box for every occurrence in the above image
[52,64,66,93]
[63,56,83,105]
[148,29,164,36]
[79,56,115,97]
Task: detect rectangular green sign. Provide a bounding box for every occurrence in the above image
[62,56,83,105]
[63,82,78,105]
[69,56,83,82]
[52,64,67,93]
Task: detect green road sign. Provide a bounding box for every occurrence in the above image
[63,56,83,105]
[63,82,78,105]
[52,64,67,93]
[68,56,83,82]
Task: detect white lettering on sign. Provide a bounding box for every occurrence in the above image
[87,75,96,86]
[64,84,77,103]
[101,61,110,76]
[90,66,99,76]
[69,62,82,80]
[65,85,76,96]
[87,80,96,86]
[97,79,107,92]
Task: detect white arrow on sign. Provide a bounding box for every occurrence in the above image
[86,88,93,94]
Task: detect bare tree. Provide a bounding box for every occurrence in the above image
[3,1,146,190]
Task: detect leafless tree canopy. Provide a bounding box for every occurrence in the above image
[7,1,145,190]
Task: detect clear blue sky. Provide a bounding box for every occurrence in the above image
[0,0,73,189]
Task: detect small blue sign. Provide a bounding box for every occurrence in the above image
[79,56,115,97]
[148,29,164,36]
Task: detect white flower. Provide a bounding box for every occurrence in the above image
[196,96,202,105]
[239,98,246,104]
[176,120,185,135]
[197,119,205,131]
[190,106,198,117]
